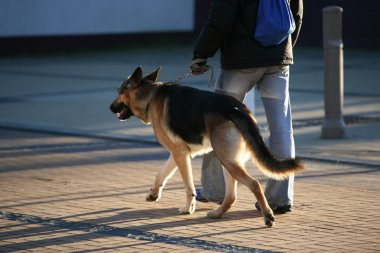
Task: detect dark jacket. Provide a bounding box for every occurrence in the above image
[194,0,303,69]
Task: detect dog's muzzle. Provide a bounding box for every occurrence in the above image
[110,102,133,121]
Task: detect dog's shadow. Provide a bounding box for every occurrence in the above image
[74,206,266,235]
[133,207,268,233]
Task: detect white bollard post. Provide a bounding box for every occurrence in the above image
[321,6,346,139]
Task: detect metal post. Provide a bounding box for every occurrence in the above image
[321,6,346,139]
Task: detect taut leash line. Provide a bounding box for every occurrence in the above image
[171,65,214,87]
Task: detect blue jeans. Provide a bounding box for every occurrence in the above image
[200,65,295,209]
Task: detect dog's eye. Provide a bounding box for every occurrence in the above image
[118,86,125,94]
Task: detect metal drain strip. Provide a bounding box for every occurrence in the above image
[293,114,380,128]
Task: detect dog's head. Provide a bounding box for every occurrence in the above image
[110,66,160,124]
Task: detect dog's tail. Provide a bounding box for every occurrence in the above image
[227,105,304,179]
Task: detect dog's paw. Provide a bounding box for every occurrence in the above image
[207,210,223,219]
[178,202,195,215]
[178,206,195,215]
[178,207,192,215]
[146,188,160,202]
[264,212,275,228]
[146,194,158,202]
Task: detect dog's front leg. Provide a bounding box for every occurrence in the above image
[172,150,196,215]
[146,155,178,202]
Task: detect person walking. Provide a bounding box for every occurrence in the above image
[190,0,303,214]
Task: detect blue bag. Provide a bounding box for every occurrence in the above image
[254,0,296,47]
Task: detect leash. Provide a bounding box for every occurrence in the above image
[171,65,214,87]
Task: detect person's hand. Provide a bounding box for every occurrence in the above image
[190,57,209,75]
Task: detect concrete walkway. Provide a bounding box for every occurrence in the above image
[0,43,379,252]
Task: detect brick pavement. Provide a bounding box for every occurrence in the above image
[0,129,379,252]
[0,41,379,252]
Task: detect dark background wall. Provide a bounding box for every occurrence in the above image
[1,0,379,54]
[298,0,380,49]
[195,0,380,49]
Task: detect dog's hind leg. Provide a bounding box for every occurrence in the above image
[172,149,196,215]
[146,155,178,202]
[235,170,275,227]
[207,167,237,219]
[211,125,275,227]
[219,157,275,227]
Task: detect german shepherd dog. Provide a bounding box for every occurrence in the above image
[110,67,304,227]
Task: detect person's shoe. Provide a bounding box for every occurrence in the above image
[274,204,292,214]
[195,188,209,203]
[255,202,292,214]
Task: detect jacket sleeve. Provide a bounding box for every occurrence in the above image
[290,0,303,47]
[194,0,238,58]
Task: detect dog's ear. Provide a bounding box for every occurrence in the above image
[130,66,143,83]
[143,67,161,83]
[122,66,143,90]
